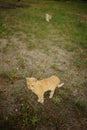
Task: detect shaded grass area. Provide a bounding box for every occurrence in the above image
[0,83,87,130]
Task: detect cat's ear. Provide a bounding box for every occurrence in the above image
[26,77,29,82]
[33,78,37,82]
[26,77,37,83]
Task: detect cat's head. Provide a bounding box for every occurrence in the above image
[26,77,37,90]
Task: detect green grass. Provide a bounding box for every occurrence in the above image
[74,99,87,110]
[58,89,65,95]
[0,69,16,78]
[18,56,26,69]
[27,43,36,50]
[31,115,39,125]
[74,82,87,88]
[73,99,87,117]
[0,0,87,49]
[52,97,61,104]
[74,59,87,69]
[51,63,59,71]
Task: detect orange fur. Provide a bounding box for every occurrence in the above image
[26,76,64,104]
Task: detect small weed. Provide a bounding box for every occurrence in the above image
[74,82,87,88]
[23,113,29,125]
[58,89,65,95]
[8,69,18,79]
[31,115,39,125]
[52,97,61,104]
[18,71,29,78]
[0,23,7,37]
[0,22,13,38]
[74,59,87,69]
[57,113,67,125]
[39,66,45,73]
[21,103,28,113]
[51,63,59,71]
[75,99,86,110]
[74,99,87,116]
[20,102,39,126]
[20,102,30,125]
[65,43,77,52]
[18,56,25,69]
[27,43,36,50]
[0,69,18,79]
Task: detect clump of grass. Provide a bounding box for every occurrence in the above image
[74,82,87,88]
[74,59,87,69]
[19,98,39,126]
[22,114,29,125]
[31,115,39,125]
[18,56,25,69]
[0,69,18,79]
[57,113,67,125]
[58,89,65,95]
[52,97,61,104]
[73,99,87,113]
[27,43,36,50]
[8,69,18,79]
[21,103,29,125]
[73,99,87,116]
[20,101,32,126]
[51,63,59,71]
[0,22,13,38]
[0,23,7,37]
[65,43,78,52]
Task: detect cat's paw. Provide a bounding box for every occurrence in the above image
[38,99,44,104]
[49,95,53,99]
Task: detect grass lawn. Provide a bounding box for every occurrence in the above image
[0,0,87,130]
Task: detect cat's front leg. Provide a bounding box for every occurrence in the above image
[38,94,44,104]
[49,90,55,98]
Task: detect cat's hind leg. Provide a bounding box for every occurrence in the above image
[49,90,55,98]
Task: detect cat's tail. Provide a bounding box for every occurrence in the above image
[58,83,64,88]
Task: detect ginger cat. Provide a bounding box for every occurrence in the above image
[26,75,64,104]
